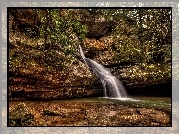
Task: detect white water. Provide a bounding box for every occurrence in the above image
[99,97,138,101]
[79,45,128,99]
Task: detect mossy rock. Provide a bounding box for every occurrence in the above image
[9,103,34,126]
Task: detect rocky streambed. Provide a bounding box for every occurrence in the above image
[9,97,171,127]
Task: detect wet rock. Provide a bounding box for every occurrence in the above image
[9,97,171,126]
[42,110,63,116]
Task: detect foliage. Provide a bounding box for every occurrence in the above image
[112,9,171,77]
[37,9,88,68]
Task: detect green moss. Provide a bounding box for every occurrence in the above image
[9,103,34,126]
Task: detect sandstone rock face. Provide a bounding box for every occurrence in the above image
[83,36,113,51]
[9,57,102,99]
[81,21,114,39]
[8,9,171,99]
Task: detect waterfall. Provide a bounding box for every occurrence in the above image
[79,45,127,98]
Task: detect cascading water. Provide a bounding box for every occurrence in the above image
[79,45,127,99]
